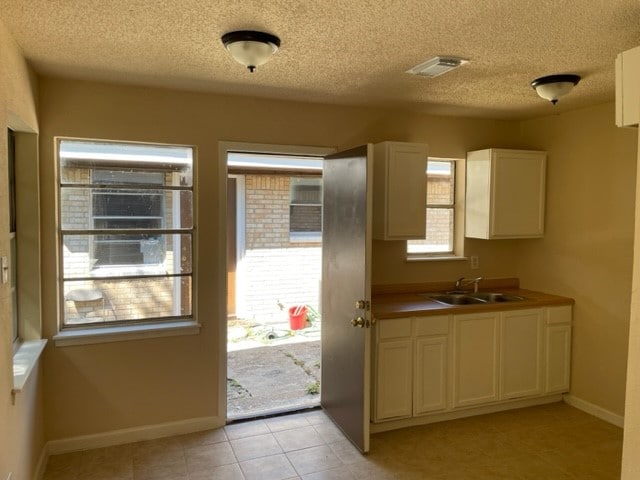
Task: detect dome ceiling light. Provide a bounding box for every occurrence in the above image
[531,74,581,105]
[221,30,281,73]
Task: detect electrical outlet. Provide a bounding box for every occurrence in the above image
[470,255,479,269]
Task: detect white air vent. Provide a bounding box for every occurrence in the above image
[406,56,469,78]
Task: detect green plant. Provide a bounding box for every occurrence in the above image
[306,381,320,395]
[305,305,321,324]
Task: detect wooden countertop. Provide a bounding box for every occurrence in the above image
[372,283,574,320]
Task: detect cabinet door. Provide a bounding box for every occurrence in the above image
[500,309,543,400]
[545,324,572,393]
[466,148,546,239]
[453,313,500,408]
[374,339,413,421]
[615,45,640,127]
[491,150,546,238]
[414,336,448,414]
[373,142,428,240]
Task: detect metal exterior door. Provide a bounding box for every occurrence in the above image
[321,144,373,453]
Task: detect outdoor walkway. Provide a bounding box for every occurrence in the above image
[227,320,321,420]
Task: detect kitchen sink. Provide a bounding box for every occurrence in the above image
[427,294,487,305]
[468,292,526,303]
[425,292,526,306]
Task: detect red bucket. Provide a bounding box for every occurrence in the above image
[288,305,308,330]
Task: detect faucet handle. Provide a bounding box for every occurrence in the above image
[455,277,466,288]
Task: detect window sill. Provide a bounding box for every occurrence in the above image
[53,320,201,347]
[407,255,467,263]
[13,339,48,394]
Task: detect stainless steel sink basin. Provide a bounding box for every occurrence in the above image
[468,292,526,303]
[427,294,487,305]
[424,292,526,306]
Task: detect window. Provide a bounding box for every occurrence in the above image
[407,159,461,257]
[8,129,18,342]
[91,170,165,266]
[58,139,194,327]
[289,177,322,242]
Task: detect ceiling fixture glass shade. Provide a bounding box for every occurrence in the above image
[221,30,280,72]
[531,74,581,105]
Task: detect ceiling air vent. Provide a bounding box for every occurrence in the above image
[406,56,469,78]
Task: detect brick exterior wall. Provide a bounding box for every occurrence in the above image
[238,247,321,323]
[238,174,322,322]
[245,175,290,248]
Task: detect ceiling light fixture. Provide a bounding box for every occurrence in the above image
[406,56,470,78]
[531,74,581,105]
[221,30,281,73]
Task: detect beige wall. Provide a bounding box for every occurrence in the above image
[517,103,638,416]
[622,124,640,478]
[38,76,524,440]
[0,19,44,480]
[35,76,639,456]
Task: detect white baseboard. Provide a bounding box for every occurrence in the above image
[47,416,225,455]
[33,443,49,480]
[563,394,624,427]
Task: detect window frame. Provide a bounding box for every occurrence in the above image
[407,157,466,261]
[56,138,196,330]
[8,128,19,344]
[288,175,323,243]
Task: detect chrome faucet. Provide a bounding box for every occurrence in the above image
[455,276,483,293]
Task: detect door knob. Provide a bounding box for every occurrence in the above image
[351,316,366,328]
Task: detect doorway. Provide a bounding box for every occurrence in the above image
[225,150,326,420]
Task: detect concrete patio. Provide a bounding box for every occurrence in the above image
[227,319,321,420]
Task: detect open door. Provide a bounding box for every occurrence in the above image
[321,144,373,453]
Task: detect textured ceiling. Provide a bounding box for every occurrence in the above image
[1,0,640,119]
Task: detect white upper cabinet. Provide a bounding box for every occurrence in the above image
[615,45,640,128]
[465,148,546,239]
[373,142,428,240]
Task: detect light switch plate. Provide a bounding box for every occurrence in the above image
[470,255,479,269]
[1,256,8,284]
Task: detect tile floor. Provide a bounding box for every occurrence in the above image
[43,402,622,480]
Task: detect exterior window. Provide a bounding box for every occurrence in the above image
[407,159,457,256]
[58,139,194,327]
[8,129,18,341]
[289,177,322,242]
[91,170,165,266]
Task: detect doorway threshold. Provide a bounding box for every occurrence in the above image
[227,404,321,424]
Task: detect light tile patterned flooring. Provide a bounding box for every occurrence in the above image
[43,402,622,480]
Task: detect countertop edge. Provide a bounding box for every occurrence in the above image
[372,288,574,320]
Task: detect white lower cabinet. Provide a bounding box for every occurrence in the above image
[414,335,448,414]
[500,309,544,400]
[544,305,572,393]
[373,305,572,424]
[453,312,500,408]
[375,339,413,420]
[373,315,449,422]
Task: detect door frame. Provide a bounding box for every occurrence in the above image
[226,174,246,319]
[217,141,335,421]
